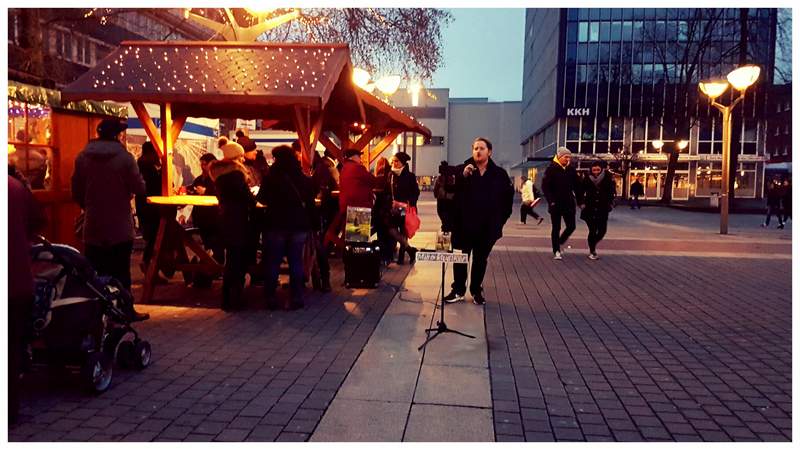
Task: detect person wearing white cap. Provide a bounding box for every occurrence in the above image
[210,139,255,310]
[542,146,580,260]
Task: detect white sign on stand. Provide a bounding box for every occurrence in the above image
[415,251,469,264]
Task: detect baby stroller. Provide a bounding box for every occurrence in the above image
[27,237,152,393]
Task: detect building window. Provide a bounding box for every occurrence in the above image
[589,22,600,42]
[695,162,722,197]
[697,117,722,154]
[578,22,589,42]
[734,163,757,198]
[740,119,758,155]
[8,100,54,190]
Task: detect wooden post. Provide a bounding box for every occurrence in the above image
[160,103,174,195]
[369,130,401,164]
[319,132,343,160]
[292,106,312,173]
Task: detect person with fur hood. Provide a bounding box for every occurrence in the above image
[209,140,255,311]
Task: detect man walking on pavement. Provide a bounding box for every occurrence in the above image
[542,146,580,260]
[444,137,514,305]
[630,176,644,209]
[520,175,544,225]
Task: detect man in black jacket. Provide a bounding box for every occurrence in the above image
[444,137,514,305]
[542,147,580,260]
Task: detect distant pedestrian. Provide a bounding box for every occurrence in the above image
[781,178,791,223]
[578,161,616,260]
[630,176,644,209]
[542,147,580,260]
[519,176,543,225]
[444,137,513,306]
[433,161,457,232]
[762,176,785,229]
[72,118,146,296]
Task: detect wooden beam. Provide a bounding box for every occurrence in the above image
[292,106,312,173]
[170,116,187,147]
[160,103,173,196]
[369,130,401,164]
[308,113,324,158]
[131,101,163,154]
[353,128,378,151]
[318,132,342,160]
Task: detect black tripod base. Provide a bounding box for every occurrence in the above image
[417,320,475,351]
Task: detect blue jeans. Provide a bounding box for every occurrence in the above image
[263,231,308,302]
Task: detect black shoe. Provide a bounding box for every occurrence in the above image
[443,290,465,303]
[537,217,544,225]
[778,224,785,229]
[472,292,486,305]
[131,310,150,322]
[407,247,417,264]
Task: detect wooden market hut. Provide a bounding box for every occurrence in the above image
[61,40,431,195]
[60,40,431,304]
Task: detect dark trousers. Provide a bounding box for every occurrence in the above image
[223,245,248,309]
[585,216,608,254]
[782,205,791,223]
[549,208,576,253]
[520,202,540,223]
[264,231,307,303]
[452,233,497,296]
[314,230,330,284]
[437,200,455,232]
[9,295,33,423]
[765,206,784,226]
[630,195,641,209]
[85,241,134,291]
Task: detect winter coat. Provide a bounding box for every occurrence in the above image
[630,180,644,197]
[433,172,456,201]
[339,159,375,211]
[190,173,221,229]
[210,159,255,246]
[257,158,317,232]
[452,157,514,246]
[313,156,340,197]
[578,171,616,222]
[542,159,579,213]
[9,177,45,301]
[521,180,538,204]
[389,166,420,207]
[373,171,394,225]
[766,183,784,207]
[134,158,162,238]
[72,139,146,246]
[244,155,269,188]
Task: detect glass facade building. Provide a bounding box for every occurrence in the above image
[520,8,777,204]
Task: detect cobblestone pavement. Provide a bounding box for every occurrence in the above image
[10,263,410,442]
[483,250,791,442]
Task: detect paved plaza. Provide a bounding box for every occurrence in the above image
[9,194,792,442]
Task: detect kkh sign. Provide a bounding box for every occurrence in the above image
[566,108,591,116]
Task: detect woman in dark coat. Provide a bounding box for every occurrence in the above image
[372,157,396,265]
[577,160,616,260]
[210,141,255,311]
[135,141,162,269]
[389,152,420,264]
[257,145,316,310]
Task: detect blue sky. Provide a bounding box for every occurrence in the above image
[430,8,525,102]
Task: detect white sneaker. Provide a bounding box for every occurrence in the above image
[553,251,563,260]
[588,253,599,260]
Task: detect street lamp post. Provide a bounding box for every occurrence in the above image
[699,65,761,235]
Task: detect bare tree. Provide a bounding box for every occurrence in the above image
[774,8,791,84]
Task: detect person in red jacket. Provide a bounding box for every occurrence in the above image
[8,176,45,423]
[339,148,376,211]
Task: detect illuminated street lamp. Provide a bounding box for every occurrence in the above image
[699,64,761,234]
[651,140,664,150]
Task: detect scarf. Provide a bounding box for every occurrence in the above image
[589,170,606,187]
[553,155,567,169]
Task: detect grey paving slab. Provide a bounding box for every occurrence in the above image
[335,360,421,403]
[413,365,491,408]
[310,398,409,442]
[403,404,493,442]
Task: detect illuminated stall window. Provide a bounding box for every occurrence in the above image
[8,99,54,190]
[695,162,722,197]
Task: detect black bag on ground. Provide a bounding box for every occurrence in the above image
[343,241,381,288]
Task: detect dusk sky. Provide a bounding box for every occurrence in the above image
[430,8,525,102]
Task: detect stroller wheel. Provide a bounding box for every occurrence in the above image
[81,352,113,393]
[133,340,152,369]
[117,340,136,369]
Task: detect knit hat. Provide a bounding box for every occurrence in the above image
[97,118,128,138]
[556,146,572,158]
[393,152,411,165]
[220,141,245,160]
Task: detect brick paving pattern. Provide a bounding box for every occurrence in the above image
[484,250,791,442]
[10,263,410,442]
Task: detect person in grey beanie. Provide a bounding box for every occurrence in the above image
[542,146,580,260]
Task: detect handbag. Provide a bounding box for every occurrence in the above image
[405,206,420,239]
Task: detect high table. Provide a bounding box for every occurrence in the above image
[142,195,223,304]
